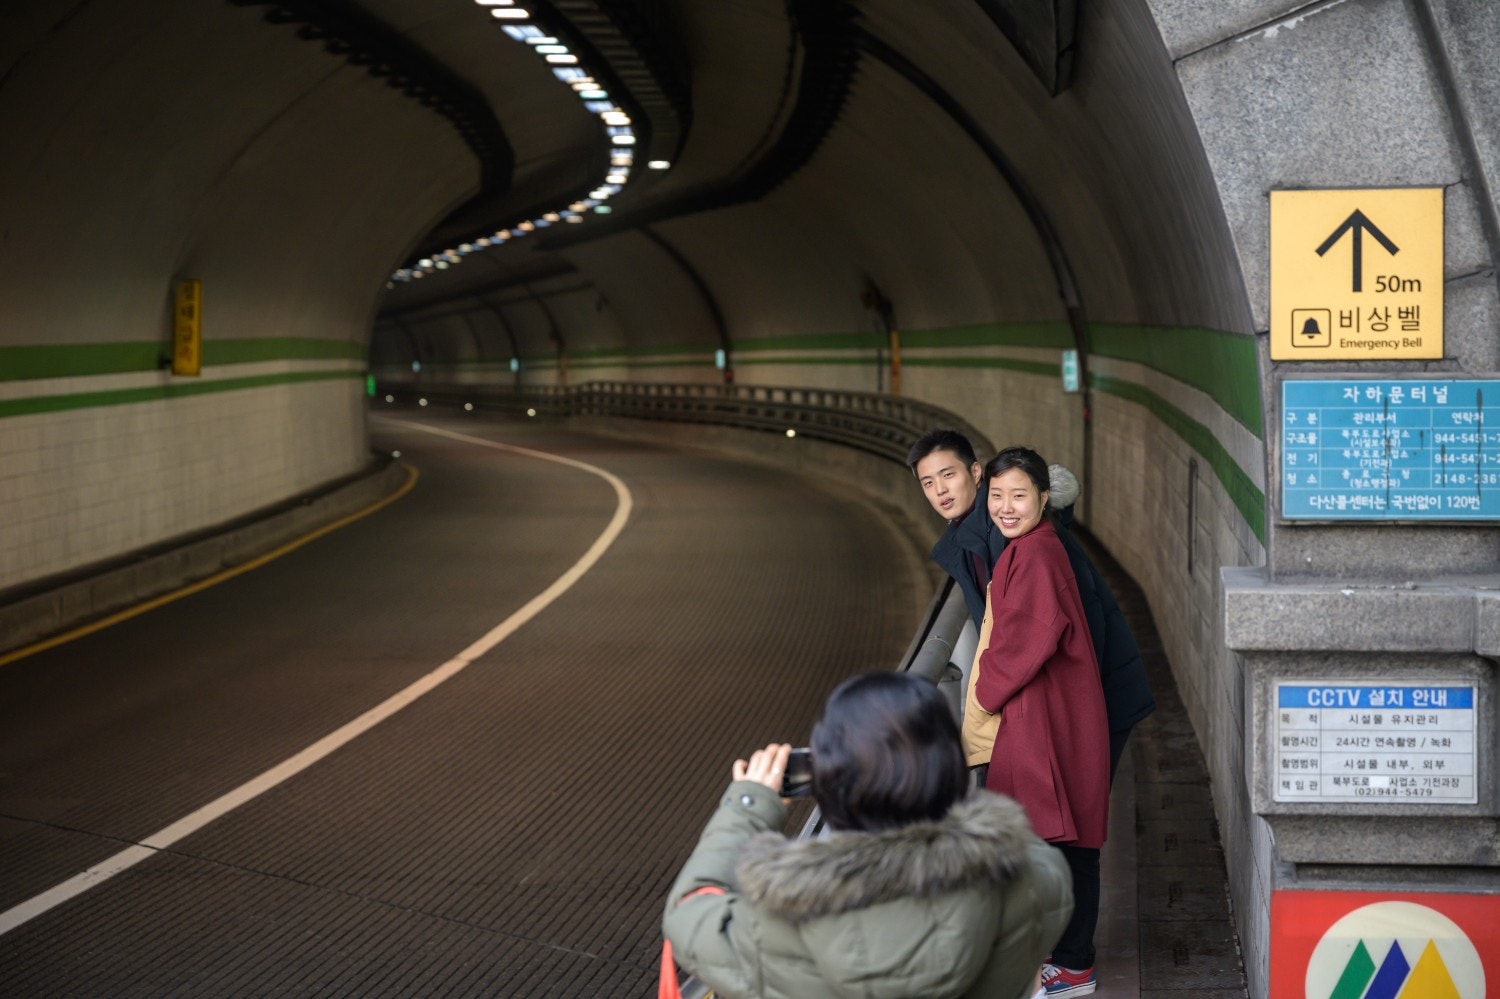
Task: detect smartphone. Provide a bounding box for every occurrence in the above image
[779,747,813,797]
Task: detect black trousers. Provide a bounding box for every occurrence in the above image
[977,725,1131,969]
[1051,843,1101,970]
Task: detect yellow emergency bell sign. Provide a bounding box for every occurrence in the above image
[1269,188,1443,360]
[172,278,203,376]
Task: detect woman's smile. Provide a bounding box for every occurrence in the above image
[987,467,1049,539]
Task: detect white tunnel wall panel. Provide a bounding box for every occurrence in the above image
[0,379,366,592]
[907,365,1087,477]
[0,0,481,587]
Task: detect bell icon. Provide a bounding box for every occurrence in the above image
[1300,317,1322,338]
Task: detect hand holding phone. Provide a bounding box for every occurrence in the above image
[779,747,813,797]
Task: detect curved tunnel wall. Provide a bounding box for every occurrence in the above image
[0,1,484,592]
[6,1,1498,993]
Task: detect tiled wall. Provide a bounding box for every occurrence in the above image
[1,355,368,593]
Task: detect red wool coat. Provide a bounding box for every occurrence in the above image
[975,519,1111,848]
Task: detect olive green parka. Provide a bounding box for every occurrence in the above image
[663,781,1072,999]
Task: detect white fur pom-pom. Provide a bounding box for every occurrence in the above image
[1047,463,1079,508]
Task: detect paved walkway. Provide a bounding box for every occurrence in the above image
[1081,529,1249,998]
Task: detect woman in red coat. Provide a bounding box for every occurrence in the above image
[973,445,1110,997]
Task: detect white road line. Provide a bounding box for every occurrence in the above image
[0,420,632,937]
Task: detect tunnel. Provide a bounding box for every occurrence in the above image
[2,1,1497,995]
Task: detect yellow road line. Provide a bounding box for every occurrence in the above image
[0,426,632,937]
[0,463,420,670]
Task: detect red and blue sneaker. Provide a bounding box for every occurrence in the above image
[1041,962,1097,997]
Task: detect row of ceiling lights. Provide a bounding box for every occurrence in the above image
[390,0,670,284]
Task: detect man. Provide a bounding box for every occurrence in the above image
[906,428,1156,998]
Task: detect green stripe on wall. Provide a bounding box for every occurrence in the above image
[0,339,363,382]
[1,343,164,380]
[1089,323,1261,435]
[0,370,362,419]
[1092,372,1266,543]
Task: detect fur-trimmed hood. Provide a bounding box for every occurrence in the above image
[735,791,1037,923]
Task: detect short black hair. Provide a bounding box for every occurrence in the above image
[983,445,1051,494]
[905,428,977,475]
[811,672,968,833]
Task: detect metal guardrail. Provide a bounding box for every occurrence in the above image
[375,379,981,998]
[375,380,990,464]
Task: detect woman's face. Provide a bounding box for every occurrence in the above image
[988,466,1049,540]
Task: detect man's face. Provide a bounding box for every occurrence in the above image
[914,450,982,522]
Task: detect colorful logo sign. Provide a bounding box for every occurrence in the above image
[1308,902,1482,998]
[1272,891,1497,999]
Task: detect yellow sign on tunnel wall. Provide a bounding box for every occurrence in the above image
[172,279,202,376]
[1269,188,1443,360]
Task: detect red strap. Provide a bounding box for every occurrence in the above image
[659,939,682,999]
[661,886,727,998]
[678,885,726,903]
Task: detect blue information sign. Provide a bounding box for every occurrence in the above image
[1281,379,1500,519]
[1276,685,1473,709]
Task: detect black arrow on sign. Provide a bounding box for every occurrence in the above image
[1315,209,1399,292]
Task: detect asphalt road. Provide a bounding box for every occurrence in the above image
[0,414,930,997]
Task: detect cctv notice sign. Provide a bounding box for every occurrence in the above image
[1270,188,1443,360]
[1273,682,1477,804]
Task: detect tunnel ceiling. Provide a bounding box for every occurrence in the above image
[1,0,1251,367]
[367,0,1112,326]
[367,0,1251,363]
